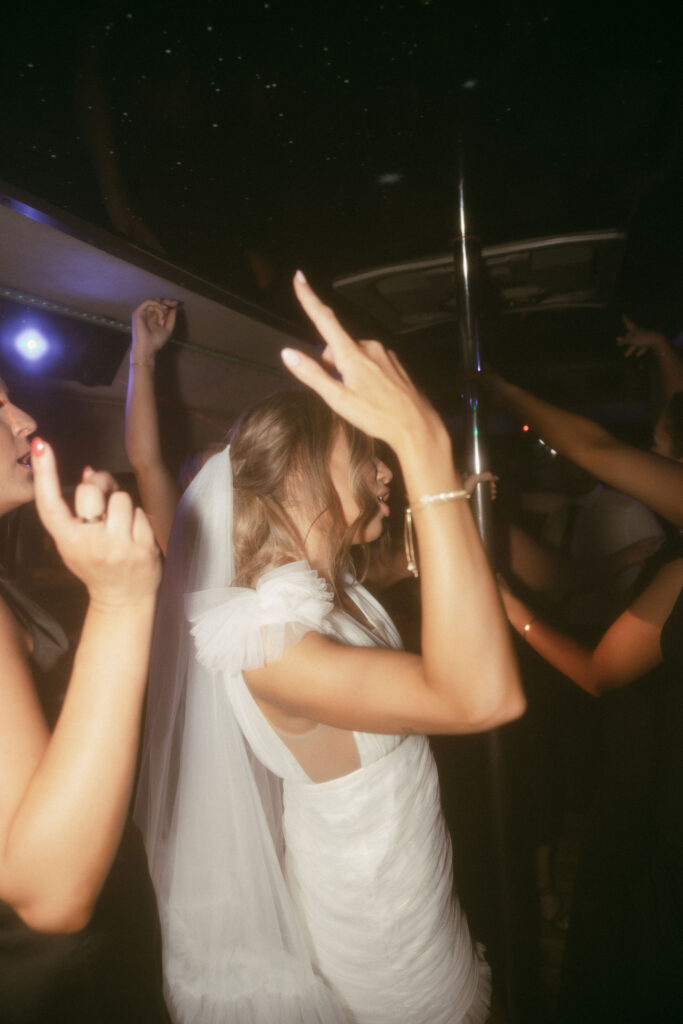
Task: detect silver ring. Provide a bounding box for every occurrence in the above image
[78,513,106,524]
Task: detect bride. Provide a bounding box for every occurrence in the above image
[135,272,525,1023]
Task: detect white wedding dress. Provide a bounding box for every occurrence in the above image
[185,561,490,1024]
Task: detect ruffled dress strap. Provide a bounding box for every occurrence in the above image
[187,561,334,674]
[187,562,338,782]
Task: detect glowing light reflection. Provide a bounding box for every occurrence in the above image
[14,328,49,362]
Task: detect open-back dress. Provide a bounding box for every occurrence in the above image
[182,561,490,1024]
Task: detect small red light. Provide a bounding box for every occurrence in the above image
[522,424,530,433]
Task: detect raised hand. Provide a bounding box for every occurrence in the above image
[131,298,179,363]
[616,315,666,359]
[282,272,441,451]
[31,439,161,610]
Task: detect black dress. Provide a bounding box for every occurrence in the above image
[0,575,170,1024]
[648,586,683,1020]
[558,569,683,1024]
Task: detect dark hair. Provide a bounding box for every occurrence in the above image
[663,392,683,459]
[229,390,378,598]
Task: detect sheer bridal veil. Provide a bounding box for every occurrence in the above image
[134,446,349,1024]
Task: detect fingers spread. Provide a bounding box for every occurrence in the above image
[320,343,336,369]
[287,272,436,447]
[281,348,350,411]
[293,273,356,360]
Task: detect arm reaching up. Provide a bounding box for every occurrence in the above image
[481,372,683,527]
[249,273,526,736]
[617,315,683,400]
[499,558,683,698]
[125,298,181,553]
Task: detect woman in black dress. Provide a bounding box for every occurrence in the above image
[484,371,683,1022]
[0,378,169,1023]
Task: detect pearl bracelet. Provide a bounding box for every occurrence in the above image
[403,488,471,578]
[411,488,470,510]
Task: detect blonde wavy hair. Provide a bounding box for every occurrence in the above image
[229,390,381,598]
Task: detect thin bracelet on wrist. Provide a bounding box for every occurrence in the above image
[403,487,471,579]
[410,488,470,510]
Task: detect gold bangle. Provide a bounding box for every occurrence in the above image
[403,507,419,578]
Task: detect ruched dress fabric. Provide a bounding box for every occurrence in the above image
[187,561,490,1024]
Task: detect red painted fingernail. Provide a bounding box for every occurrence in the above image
[32,437,46,456]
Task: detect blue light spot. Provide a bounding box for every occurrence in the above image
[14,327,49,362]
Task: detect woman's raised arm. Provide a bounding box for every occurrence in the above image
[481,372,683,527]
[617,316,683,401]
[0,442,160,933]
[499,558,683,698]
[125,298,181,554]
[244,274,525,736]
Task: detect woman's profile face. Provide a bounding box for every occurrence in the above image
[0,380,37,516]
[328,428,392,544]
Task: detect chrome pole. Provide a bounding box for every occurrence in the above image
[452,145,518,1019]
